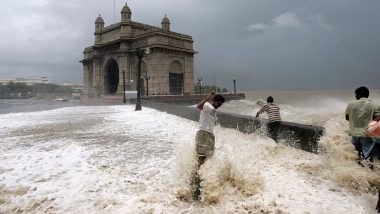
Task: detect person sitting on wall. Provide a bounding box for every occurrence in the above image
[256,96,282,143]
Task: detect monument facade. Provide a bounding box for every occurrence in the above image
[81,3,196,97]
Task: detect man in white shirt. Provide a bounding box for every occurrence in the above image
[191,92,225,200]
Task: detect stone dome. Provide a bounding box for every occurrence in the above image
[95,15,104,23]
[121,3,131,13]
[161,15,170,24]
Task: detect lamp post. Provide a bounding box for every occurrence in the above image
[144,75,150,96]
[122,70,126,103]
[134,48,150,111]
[197,77,202,95]
[233,77,237,94]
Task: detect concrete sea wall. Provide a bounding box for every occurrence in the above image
[148,93,246,105]
[142,100,325,153]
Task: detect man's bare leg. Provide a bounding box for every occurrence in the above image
[191,156,207,201]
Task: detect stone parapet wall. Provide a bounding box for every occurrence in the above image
[100,29,121,43]
[149,93,246,105]
[142,100,325,153]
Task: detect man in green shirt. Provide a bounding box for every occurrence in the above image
[345,86,380,168]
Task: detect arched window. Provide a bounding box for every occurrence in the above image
[170,61,182,73]
[169,61,183,95]
[140,62,147,95]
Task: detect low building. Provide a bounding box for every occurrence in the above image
[62,82,84,91]
[0,77,50,85]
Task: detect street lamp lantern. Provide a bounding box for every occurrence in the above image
[144,75,150,96]
[197,77,202,95]
[122,70,126,103]
[134,48,150,111]
[233,77,237,94]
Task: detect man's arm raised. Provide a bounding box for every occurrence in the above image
[197,92,215,110]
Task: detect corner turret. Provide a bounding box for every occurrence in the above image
[161,14,170,32]
[95,15,104,31]
[121,2,132,22]
[94,15,104,44]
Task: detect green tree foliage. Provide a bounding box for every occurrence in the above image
[7,82,29,94]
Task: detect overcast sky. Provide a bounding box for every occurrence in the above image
[0,0,379,90]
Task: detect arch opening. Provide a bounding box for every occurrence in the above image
[105,59,119,94]
[169,61,183,95]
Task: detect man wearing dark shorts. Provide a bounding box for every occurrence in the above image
[191,92,225,201]
[256,96,281,142]
[345,86,380,169]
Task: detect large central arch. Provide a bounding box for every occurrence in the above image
[105,59,119,94]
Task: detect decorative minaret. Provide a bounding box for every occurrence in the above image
[161,14,170,32]
[95,15,104,44]
[121,2,132,22]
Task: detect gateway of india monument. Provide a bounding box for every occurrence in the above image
[81,2,196,98]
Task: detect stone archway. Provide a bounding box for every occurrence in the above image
[169,61,183,95]
[105,59,119,94]
[140,62,147,95]
[132,60,147,95]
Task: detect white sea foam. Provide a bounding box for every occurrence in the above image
[0,100,379,213]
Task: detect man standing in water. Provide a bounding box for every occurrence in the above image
[345,86,380,169]
[256,96,281,142]
[191,92,225,201]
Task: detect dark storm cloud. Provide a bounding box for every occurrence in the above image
[0,0,379,90]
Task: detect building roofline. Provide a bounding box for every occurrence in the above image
[84,42,197,53]
[131,29,193,42]
[100,20,193,40]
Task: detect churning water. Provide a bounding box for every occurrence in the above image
[1,90,380,213]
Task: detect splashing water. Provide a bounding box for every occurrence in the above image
[0,90,380,213]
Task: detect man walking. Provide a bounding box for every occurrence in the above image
[191,92,225,201]
[256,96,281,142]
[345,86,380,168]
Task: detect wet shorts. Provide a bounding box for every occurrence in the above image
[195,130,215,157]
